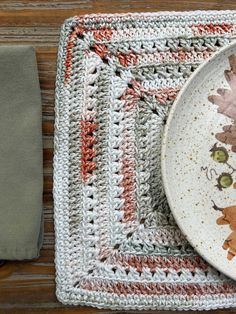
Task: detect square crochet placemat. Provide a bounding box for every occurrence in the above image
[54,11,236,310]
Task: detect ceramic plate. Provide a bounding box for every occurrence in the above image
[162,41,236,280]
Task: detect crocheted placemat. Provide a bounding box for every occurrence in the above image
[54,11,236,310]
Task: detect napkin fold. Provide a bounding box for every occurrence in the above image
[0,46,43,260]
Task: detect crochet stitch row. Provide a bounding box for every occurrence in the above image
[54,11,236,310]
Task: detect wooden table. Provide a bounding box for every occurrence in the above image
[1,1,236,313]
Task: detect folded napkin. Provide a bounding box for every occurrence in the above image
[0,46,43,260]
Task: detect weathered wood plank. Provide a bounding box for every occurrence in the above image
[0,0,235,11]
[0,1,235,27]
[44,176,53,193]
[0,307,105,314]
[43,148,53,167]
[0,27,59,45]
[43,121,54,136]
[1,309,236,314]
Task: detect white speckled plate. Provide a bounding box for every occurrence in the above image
[162,41,236,280]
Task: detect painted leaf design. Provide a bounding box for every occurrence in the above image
[215,123,236,153]
[214,203,236,260]
[208,54,236,121]
[223,231,236,260]
[208,55,236,153]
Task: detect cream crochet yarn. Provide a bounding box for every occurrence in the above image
[54,11,236,310]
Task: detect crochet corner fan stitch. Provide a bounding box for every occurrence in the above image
[54,11,236,310]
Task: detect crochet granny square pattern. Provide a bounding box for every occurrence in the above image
[54,11,236,310]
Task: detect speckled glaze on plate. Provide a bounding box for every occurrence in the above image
[162,41,236,280]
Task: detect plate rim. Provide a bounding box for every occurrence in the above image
[161,40,236,279]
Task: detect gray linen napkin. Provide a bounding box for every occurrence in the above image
[0,46,43,260]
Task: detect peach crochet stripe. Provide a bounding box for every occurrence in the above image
[110,253,209,272]
[192,23,235,35]
[64,26,85,84]
[119,86,140,223]
[80,279,236,296]
[80,119,97,182]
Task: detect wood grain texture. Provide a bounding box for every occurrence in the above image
[0,1,236,313]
